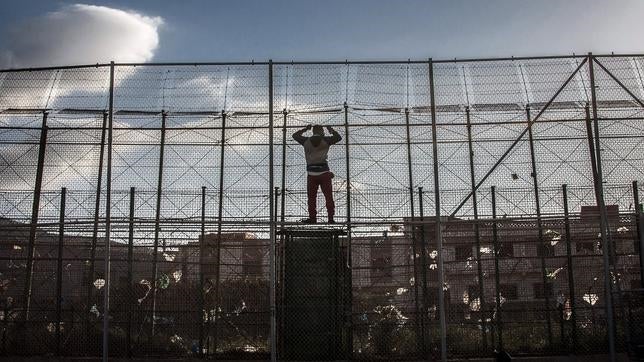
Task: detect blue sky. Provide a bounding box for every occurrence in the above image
[0,0,643,65]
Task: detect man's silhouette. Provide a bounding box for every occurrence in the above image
[292,124,342,224]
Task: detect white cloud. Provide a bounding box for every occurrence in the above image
[1,4,163,68]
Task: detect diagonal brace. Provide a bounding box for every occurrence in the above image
[592,57,644,109]
[450,57,588,217]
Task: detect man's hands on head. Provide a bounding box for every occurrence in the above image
[305,124,312,131]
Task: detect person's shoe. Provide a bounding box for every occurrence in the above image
[300,218,317,224]
[328,218,336,224]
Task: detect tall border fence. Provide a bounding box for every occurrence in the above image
[0,54,643,360]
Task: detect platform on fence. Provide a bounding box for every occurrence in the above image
[277,227,350,360]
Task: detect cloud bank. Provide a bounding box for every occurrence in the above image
[1,4,163,68]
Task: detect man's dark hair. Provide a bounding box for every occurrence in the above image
[312,125,324,135]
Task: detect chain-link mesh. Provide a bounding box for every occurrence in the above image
[0,55,643,359]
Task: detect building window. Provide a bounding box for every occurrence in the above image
[533,282,553,299]
[499,284,518,300]
[455,245,473,261]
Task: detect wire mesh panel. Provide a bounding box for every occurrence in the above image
[0,55,643,360]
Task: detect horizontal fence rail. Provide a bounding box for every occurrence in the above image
[0,54,643,361]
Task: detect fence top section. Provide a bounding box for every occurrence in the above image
[3,53,644,115]
[1,52,643,72]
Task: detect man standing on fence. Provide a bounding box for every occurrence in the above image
[292,124,342,224]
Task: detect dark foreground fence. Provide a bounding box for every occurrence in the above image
[0,53,644,360]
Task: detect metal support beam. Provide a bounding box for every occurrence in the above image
[405,108,425,355]
[268,59,277,362]
[465,107,488,350]
[491,186,503,351]
[280,109,287,223]
[88,111,107,333]
[526,106,553,345]
[278,108,287,357]
[55,187,66,356]
[127,187,135,358]
[274,187,279,222]
[151,110,167,337]
[199,186,206,356]
[587,52,616,362]
[562,184,578,352]
[22,111,48,321]
[429,58,447,362]
[343,101,354,358]
[417,187,429,358]
[212,110,226,354]
[343,102,352,226]
[102,60,115,362]
[404,108,416,228]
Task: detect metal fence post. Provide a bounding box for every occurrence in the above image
[491,186,503,351]
[278,108,287,355]
[274,188,279,223]
[526,105,553,346]
[268,59,277,362]
[55,187,66,356]
[88,111,108,335]
[273,185,279,350]
[281,109,288,223]
[562,184,578,352]
[343,102,352,225]
[23,110,48,321]
[583,104,600,189]
[212,110,227,355]
[465,106,488,350]
[633,181,644,287]
[417,187,429,358]
[404,109,415,238]
[127,187,135,358]
[429,58,447,362]
[102,60,115,362]
[342,100,353,358]
[151,110,167,338]
[198,186,206,356]
[588,53,616,362]
[405,107,425,355]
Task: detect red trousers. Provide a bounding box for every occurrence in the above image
[307,172,335,220]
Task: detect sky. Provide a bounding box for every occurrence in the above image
[0,0,643,67]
